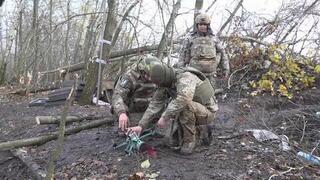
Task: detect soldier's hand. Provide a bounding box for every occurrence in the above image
[157,117,167,129]
[119,113,129,131]
[126,126,143,136]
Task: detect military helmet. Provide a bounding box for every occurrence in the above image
[138,56,175,87]
[195,13,211,24]
[137,56,159,73]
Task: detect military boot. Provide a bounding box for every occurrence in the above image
[198,125,212,146]
[180,141,196,155]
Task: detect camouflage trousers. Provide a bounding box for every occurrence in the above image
[164,101,215,147]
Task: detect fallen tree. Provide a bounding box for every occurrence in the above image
[39,41,180,76]
[0,118,114,151]
[11,148,47,180]
[39,35,268,77]
[35,115,106,125]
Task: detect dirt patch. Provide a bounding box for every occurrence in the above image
[0,86,319,179]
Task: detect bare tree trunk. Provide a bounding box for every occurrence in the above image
[46,83,75,180]
[48,0,53,82]
[193,0,203,32]
[79,0,117,105]
[17,0,24,82]
[156,0,181,60]
[111,0,139,47]
[217,0,243,37]
[31,0,39,85]
[72,21,85,63]
[82,14,97,64]
[64,0,71,67]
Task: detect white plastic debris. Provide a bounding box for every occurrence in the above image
[316,112,320,118]
[279,135,291,151]
[245,129,279,142]
[92,97,110,106]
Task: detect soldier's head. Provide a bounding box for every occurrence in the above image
[137,56,175,87]
[195,13,211,33]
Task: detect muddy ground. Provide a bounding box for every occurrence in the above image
[0,85,319,180]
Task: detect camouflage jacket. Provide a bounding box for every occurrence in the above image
[178,32,230,75]
[111,66,156,117]
[138,69,218,129]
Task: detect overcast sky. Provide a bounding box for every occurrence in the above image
[0,0,283,34]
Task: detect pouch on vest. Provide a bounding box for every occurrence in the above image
[181,67,215,105]
[193,78,215,105]
[190,37,216,59]
[190,37,219,73]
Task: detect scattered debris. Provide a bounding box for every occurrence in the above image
[297,151,320,165]
[140,159,150,169]
[245,129,279,142]
[92,96,110,106]
[279,135,291,151]
[28,98,48,107]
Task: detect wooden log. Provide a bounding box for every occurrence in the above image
[39,40,180,75]
[35,115,106,125]
[215,88,223,94]
[11,148,47,180]
[36,115,81,125]
[0,118,114,151]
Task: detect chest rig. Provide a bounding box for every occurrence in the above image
[189,36,220,74]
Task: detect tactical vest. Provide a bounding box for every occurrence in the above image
[189,36,220,74]
[131,81,156,99]
[114,69,156,112]
[181,67,215,105]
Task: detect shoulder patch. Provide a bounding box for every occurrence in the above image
[119,77,132,89]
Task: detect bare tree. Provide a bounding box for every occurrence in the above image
[217,0,243,37]
[193,0,203,31]
[156,0,181,60]
[79,0,117,105]
[31,0,39,85]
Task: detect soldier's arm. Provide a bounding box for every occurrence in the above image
[216,41,230,76]
[178,35,191,67]
[161,72,200,119]
[138,88,167,129]
[111,75,134,117]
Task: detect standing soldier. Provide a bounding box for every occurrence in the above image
[111,56,157,134]
[128,57,218,155]
[178,13,230,87]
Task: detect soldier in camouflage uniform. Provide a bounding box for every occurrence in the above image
[178,13,230,87]
[127,57,218,155]
[111,56,157,133]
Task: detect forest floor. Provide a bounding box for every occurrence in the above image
[0,82,319,180]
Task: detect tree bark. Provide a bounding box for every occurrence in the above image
[31,0,39,84]
[111,0,139,47]
[193,0,203,32]
[0,118,114,151]
[80,0,117,105]
[17,0,24,82]
[217,0,243,37]
[39,40,180,77]
[11,148,46,180]
[46,81,74,180]
[156,0,181,60]
[63,0,71,65]
[35,115,105,125]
